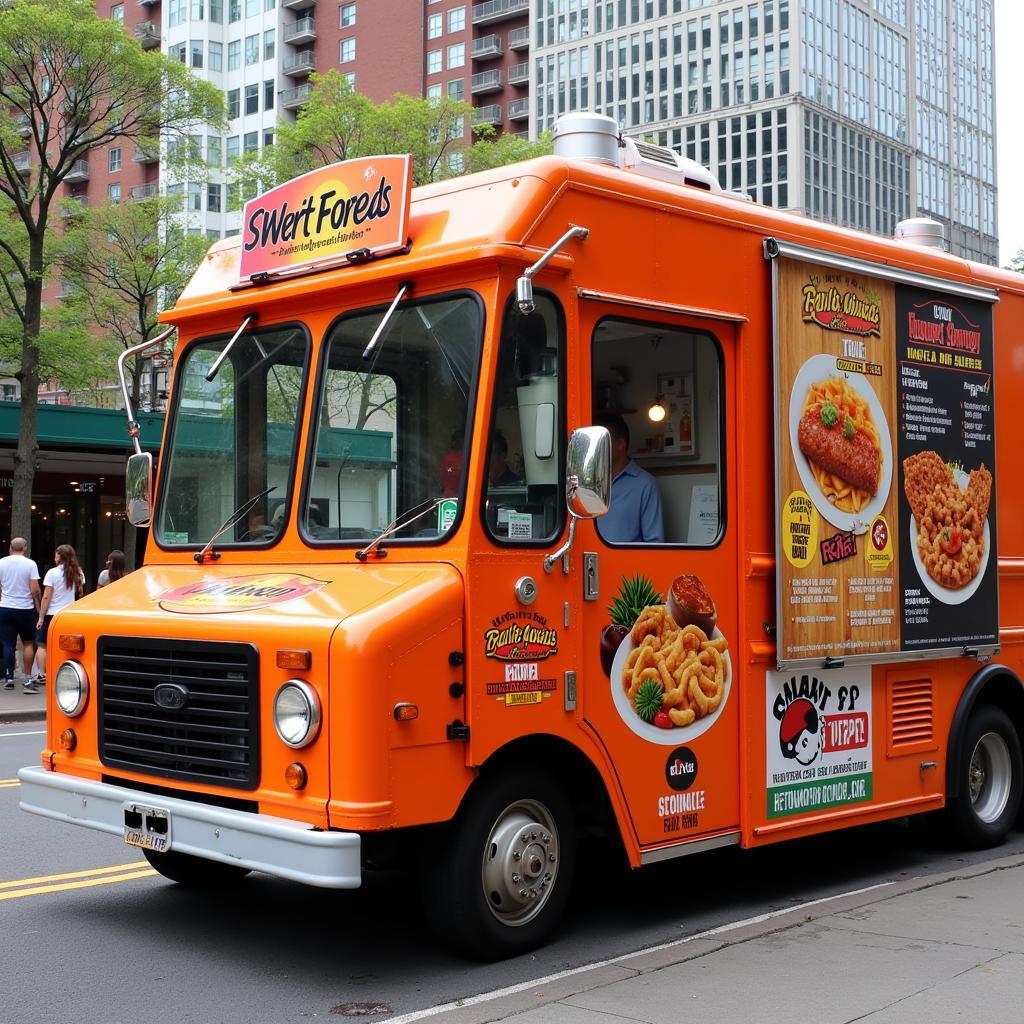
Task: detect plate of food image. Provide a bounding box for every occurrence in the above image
[788,354,893,534]
[905,451,993,606]
[606,574,732,746]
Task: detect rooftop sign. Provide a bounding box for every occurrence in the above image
[239,154,413,282]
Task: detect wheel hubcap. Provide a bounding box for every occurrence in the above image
[481,799,558,927]
[968,731,1012,823]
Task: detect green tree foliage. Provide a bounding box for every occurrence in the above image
[0,0,223,539]
[236,72,472,199]
[1007,249,1024,274]
[59,196,209,409]
[463,126,554,174]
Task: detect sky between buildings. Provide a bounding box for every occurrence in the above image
[995,0,1021,266]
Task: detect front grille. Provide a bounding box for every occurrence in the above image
[98,638,260,789]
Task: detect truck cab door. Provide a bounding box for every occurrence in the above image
[464,290,582,765]
[578,304,742,855]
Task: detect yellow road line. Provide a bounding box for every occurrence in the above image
[0,869,156,901]
[0,779,20,788]
[0,861,150,891]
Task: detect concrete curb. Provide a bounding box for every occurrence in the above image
[0,710,45,724]
[389,851,1024,1024]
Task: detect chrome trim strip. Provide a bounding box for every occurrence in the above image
[639,831,740,865]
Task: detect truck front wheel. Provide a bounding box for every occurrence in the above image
[947,704,1022,849]
[421,772,576,959]
[143,848,252,888]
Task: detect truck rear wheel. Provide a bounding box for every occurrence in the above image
[420,771,576,960]
[947,704,1022,849]
[143,848,251,888]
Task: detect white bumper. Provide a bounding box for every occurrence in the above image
[18,766,361,889]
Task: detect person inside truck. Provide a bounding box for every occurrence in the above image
[596,413,664,544]
[488,431,522,487]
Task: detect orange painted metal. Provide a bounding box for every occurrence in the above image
[39,154,1024,871]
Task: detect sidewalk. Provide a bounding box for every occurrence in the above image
[409,852,1024,1024]
[0,663,46,723]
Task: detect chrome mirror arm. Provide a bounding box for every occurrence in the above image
[517,224,589,314]
[117,325,177,456]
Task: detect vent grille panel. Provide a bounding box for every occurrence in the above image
[98,638,260,789]
[890,678,934,749]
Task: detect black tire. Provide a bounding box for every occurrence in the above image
[419,771,576,960]
[143,848,251,888]
[946,704,1023,849]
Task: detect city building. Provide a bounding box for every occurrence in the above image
[77,1,530,242]
[532,0,998,263]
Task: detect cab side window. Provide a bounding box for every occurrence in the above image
[593,318,724,546]
[483,294,565,544]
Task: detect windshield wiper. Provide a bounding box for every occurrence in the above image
[362,281,412,361]
[355,497,443,562]
[206,312,258,383]
[194,485,276,563]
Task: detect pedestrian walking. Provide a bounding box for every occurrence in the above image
[0,537,41,691]
[97,549,127,588]
[32,544,85,692]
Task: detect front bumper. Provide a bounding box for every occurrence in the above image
[18,766,361,889]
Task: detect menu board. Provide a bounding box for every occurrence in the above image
[772,252,998,667]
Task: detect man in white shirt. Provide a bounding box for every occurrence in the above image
[0,537,40,690]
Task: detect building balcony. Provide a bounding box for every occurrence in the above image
[508,60,528,86]
[281,83,312,110]
[471,69,503,95]
[130,183,159,200]
[16,114,31,138]
[283,16,317,45]
[11,150,30,175]
[508,97,529,121]
[133,144,159,164]
[133,20,160,49]
[513,130,529,139]
[508,25,530,50]
[472,0,528,26]
[473,104,502,128]
[65,158,89,183]
[283,50,316,77]
[62,196,89,218]
[282,0,315,9]
[472,34,503,60]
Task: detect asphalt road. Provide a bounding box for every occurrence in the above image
[4,722,1023,1024]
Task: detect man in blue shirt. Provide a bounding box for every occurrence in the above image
[596,414,664,543]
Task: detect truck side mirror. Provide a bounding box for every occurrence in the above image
[566,426,612,519]
[544,426,611,573]
[126,452,154,528]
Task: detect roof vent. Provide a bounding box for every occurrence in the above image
[619,136,721,192]
[552,112,619,166]
[551,112,722,192]
[895,217,945,249]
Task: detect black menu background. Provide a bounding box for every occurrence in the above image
[895,285,998,651]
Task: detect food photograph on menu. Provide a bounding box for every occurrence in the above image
[773,256,998,667]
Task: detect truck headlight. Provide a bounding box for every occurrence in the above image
[273,680,321,748]
[55,660,88,717]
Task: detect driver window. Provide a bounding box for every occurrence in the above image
[592,318,723,546]
[483,294,564,544]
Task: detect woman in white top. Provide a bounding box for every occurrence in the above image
[34,544,85,687]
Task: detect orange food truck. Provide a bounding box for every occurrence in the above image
[19,112,1024,958]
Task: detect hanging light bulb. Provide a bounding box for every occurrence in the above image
[647,397,667,423]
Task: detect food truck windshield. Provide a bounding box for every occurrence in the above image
[154,293,483,551]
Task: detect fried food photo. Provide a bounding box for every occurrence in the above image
[904,451,991,590]
[622,605,728,729]
[797,376,882,513]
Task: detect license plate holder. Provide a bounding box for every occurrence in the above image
[123,802,172,854]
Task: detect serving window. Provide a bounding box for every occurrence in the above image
[592,318,724,547]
